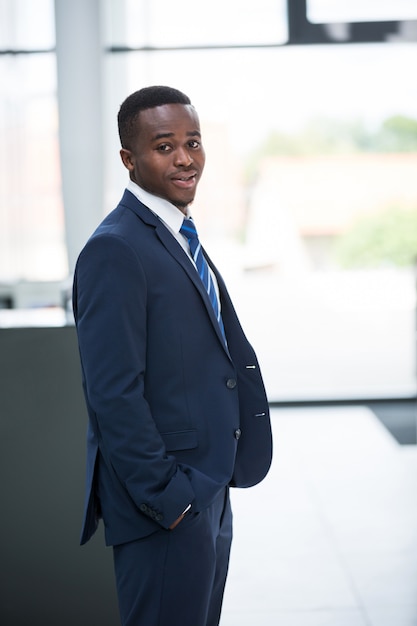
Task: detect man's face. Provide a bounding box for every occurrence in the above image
[120,103,205,213]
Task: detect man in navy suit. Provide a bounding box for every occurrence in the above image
[73,86,272,626]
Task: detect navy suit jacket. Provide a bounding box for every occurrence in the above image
[73,190,272,547]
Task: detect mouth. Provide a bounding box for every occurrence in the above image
[171,171,198,190]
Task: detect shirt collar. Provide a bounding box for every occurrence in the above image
[127,180,191,234]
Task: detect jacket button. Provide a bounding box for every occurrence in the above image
[234,428,242,440]
[139,503,148,513]
[226,378,237,389]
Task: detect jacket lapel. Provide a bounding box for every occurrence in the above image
[155,221,230,354]
[120,190,230,355]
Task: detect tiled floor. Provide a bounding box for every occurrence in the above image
[220,406,417,626]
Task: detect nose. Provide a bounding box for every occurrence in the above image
[174,146,193,167]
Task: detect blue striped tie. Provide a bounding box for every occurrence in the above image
[180,218,226,341]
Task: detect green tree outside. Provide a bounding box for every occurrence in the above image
[335,207,417,268]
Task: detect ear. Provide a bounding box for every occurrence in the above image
[120,148,134,172]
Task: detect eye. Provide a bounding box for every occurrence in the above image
[157,143,172,152]
[188,139,201,149]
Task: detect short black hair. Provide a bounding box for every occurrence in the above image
[118,86,192,149]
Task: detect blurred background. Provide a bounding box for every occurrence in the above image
[1,0,416,408]
[1,2,417,624]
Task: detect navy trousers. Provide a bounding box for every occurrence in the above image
[113,488,233,626]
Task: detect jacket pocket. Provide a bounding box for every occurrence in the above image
[161,429,198,452]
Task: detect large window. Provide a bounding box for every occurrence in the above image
[103,12,417,400]
[0,0,66,282]
[1,0,416,401]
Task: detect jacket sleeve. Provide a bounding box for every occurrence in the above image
[73,232,195,529]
